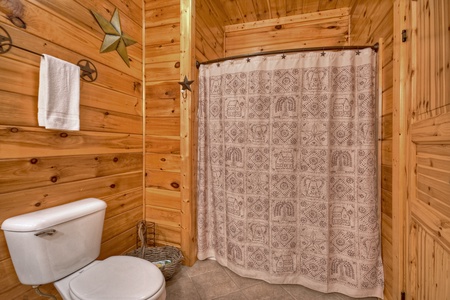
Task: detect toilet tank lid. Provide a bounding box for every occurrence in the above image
[1,198,107,232]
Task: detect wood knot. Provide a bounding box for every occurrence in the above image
[110,184,116,188]
[50,176,58,183]
[327,25,338,29]
[174,61,180,68]
[171,182,180,189]
[8,16,27,29]
[274,25,282,30]
[10,127,18,133]
[160,158,166,162]
[113,157,119,162]
[35,202,41,207]
[30,158,38,164]
[60,132,68,138]
[104,111,109,116]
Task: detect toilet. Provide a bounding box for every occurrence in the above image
[1,198,166,300]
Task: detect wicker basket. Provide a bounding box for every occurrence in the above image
[125,221,183,280]
[126,245,183,280]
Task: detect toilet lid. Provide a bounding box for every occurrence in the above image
[69,256,165,300]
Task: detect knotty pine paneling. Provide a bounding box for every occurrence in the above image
[155,223,182,247]
[145,0,183,249]
[224,8,350,57]
[146,169,181,191]
[145,0,180,26]
[0,153,142,194]
[351,1,393,299]
[145,135,181,154]
[198,0,354,26]
[414,0,450,120]
[146,153,181,172]
[196,0,226,61]
[409,216,450,299]
[18,1,141,78]
[1,0,402,297]
[0,0,143,297]
[146,188,181,210]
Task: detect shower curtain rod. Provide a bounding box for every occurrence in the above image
[196,43,379,68]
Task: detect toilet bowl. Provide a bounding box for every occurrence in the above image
[1,198,166,300]
[54,256,166,300]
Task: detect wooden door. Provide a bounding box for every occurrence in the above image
[406,0,450,299]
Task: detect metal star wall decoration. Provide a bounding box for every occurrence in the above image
[90,8,136,67]
[178,75,194,92]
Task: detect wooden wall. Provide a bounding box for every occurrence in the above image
[145,0,183,251]
[408,0,450,298]
[0,1,425,299]
[0,0,143,298]
[413,0,450,121]
[224,7,350,56]
[195,0,225,61]
[350,1,395,299]
[144,0,222,266]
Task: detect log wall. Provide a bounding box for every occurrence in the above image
[0,0,143,298]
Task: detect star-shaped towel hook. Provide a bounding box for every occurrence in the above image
[90,8,137,67]
[178,75,194,92]
[77,59,98,82]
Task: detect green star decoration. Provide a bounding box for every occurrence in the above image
[90,8,136,67]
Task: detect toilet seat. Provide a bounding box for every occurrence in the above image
[68,256,165,300]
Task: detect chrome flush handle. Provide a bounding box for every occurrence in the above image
[34,229,56,237]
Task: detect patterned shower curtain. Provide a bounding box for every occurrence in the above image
[196,48,384,299]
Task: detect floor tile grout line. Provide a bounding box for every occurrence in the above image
[281,284,297,300]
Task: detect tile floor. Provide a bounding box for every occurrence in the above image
[165,260,378,300]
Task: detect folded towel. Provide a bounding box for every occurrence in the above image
[38,54,80,131]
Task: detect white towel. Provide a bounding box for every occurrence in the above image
[38,54,80,131]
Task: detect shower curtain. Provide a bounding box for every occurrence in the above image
[197,48,384,299]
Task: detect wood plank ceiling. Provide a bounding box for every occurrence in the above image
[208,0,355,25]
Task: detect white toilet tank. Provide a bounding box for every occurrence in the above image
[1,198,107,285]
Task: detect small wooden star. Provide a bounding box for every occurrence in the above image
[356,49,361,55]
[178,75,194,92]
[246,58,251,63]
[281,54,286,59]
[321,51,326,57]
